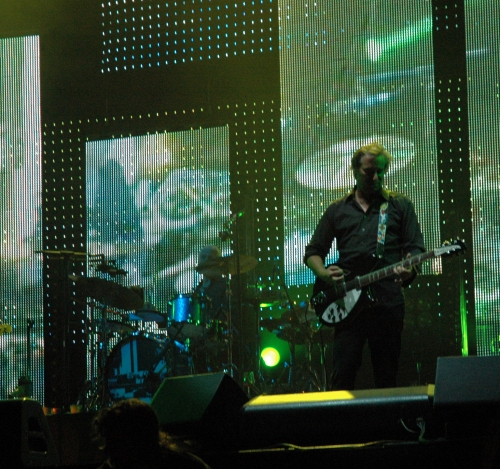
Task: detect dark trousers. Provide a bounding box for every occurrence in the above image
[331,306,404,391]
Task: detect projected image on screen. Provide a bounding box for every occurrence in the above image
[86,126,230,330]
[465,1,500,355]
[279,1,441,286]
[0,36,42,400]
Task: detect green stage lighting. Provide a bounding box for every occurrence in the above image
[261,347,280,367]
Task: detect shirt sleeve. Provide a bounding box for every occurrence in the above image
[303,203,337,265]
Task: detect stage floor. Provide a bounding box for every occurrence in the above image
[43,383,499,469]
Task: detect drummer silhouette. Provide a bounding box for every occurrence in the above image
[194,245,229,322]
[189,245,231,373]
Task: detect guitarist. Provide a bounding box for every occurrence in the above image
[304,141,425,391]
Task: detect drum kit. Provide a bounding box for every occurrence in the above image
[72,247,335,408]
[75,253,260,410]
[259,299,333,393]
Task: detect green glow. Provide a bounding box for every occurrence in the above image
[367,17,432,62]
[261,347,281,367]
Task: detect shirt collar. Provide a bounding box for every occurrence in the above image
[347,186,391,202]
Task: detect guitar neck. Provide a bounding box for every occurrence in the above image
[348,250,436,291]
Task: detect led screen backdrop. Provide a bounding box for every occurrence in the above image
[465,1,500,356]
[86,126,230,368]
[86,126,230,295]
[100,0,276,72]
[0,35,43,401]
[279,0,441,287]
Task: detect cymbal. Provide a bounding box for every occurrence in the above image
[130,302,163,322]
[196,254,258,276]
[69,275,144,310]
[103,320,136,334]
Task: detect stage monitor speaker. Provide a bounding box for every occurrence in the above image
[0,398,60,468]
[239,385,435,449]
[434,355,500,408]
[150,372,248,448]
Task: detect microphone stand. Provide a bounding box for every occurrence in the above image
[218,211,245,380]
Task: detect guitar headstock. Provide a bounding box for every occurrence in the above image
[437,239,467,258]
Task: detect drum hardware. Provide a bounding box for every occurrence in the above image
[103,319,136,335]
[71,255,145,409]
[130,301,163,322]
[256,257,327,393]
[195,253,258,277]
[260,314,308,344]
[246,278,288,309]
[201,218,258,381]
[206,319,229,348]
[94,259,127,277]
[69,275,144,311]
[260,303,330,393]
[244,282,267,302]
[166,321,207,343]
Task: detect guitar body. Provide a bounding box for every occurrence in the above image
[310,240,467,328]
[312,272,373,328]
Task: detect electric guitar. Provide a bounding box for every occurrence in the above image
[311,239,467,327]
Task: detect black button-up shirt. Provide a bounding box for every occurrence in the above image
[304,187,425,310]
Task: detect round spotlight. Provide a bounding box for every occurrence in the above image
[261,347,280,367]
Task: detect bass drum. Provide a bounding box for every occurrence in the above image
[105,335,169,403]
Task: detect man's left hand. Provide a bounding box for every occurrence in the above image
[394,253,412,283]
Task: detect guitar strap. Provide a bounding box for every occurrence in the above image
[376,201,389,258]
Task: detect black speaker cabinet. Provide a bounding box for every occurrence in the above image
[0,398,60,468]
[150,372,248,448]
[239,385,435,449]
[434,355,500,408]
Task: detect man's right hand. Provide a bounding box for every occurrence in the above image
[307,255,346,285]
[319,264,345,285]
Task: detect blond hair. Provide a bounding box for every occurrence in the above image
[351,141,393,172]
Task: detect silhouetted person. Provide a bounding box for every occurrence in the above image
[94,398,211,469]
